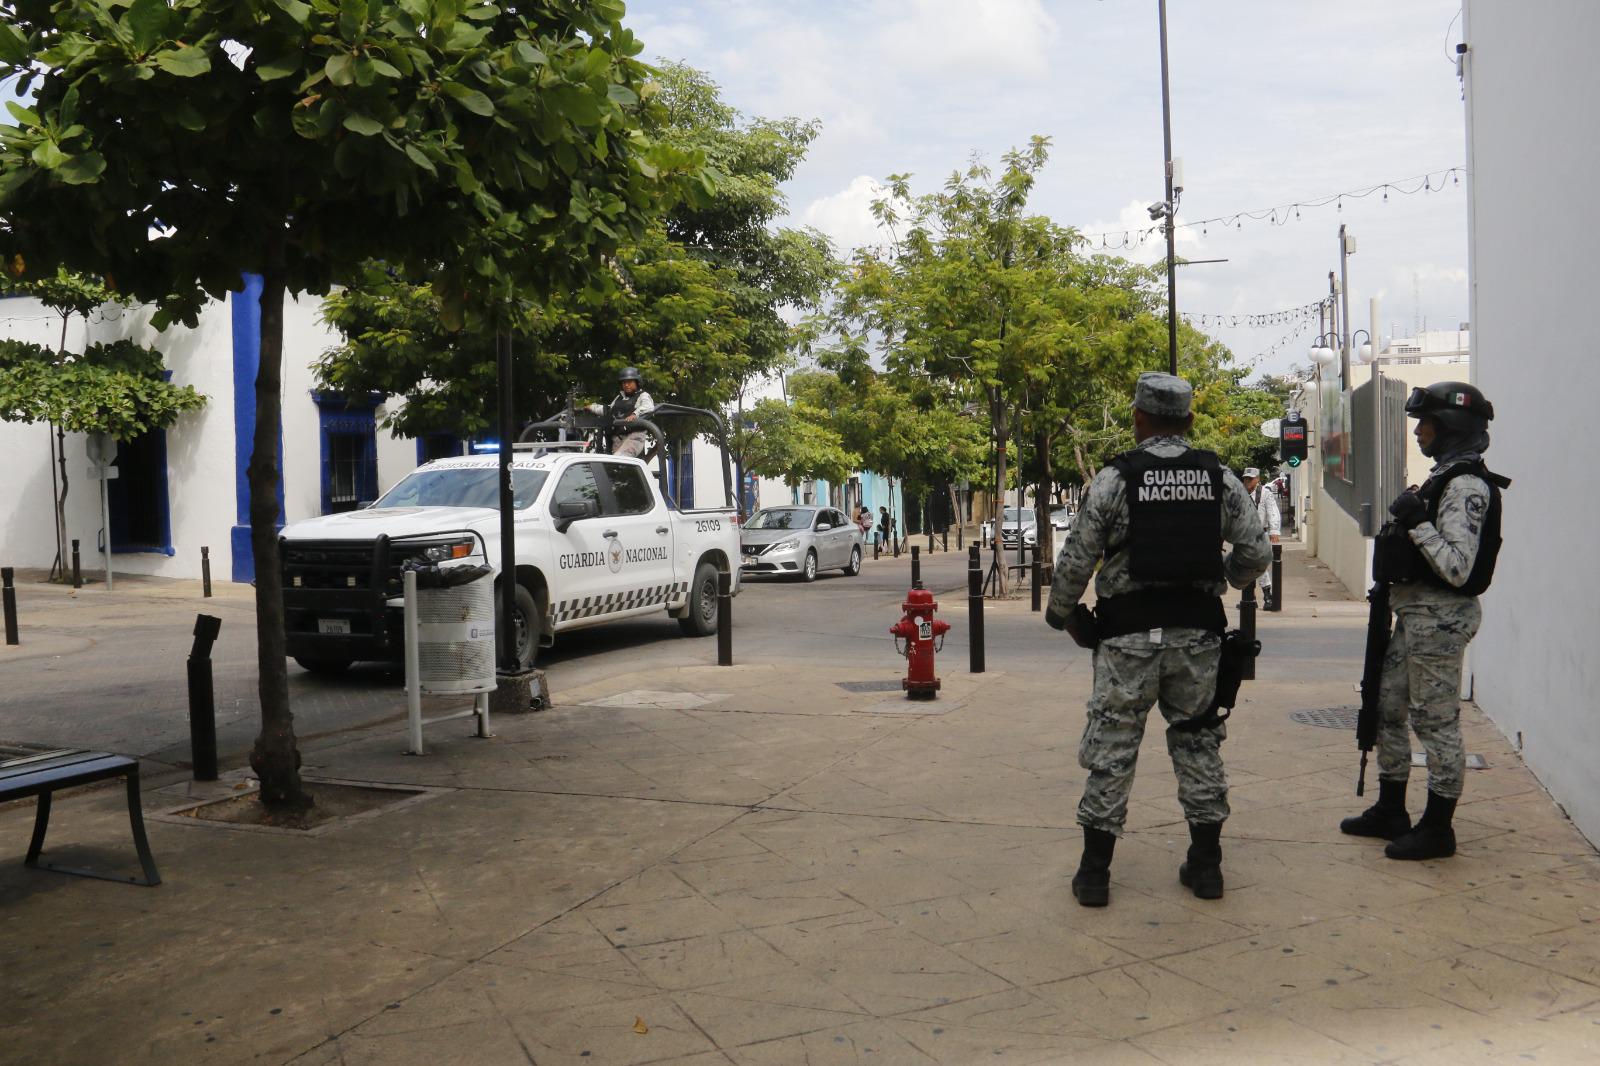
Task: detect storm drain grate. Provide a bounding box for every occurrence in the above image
[837,680,906,693]
[1290,706,1361,729]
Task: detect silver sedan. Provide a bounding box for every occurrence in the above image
[739,506,864,581]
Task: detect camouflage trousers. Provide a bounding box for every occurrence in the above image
[1077,631,1228,836]
[612,432,649,458]
[1376,600,1480,799]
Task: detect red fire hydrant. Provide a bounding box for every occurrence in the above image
[890,587,950,700]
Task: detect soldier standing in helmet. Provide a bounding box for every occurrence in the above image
[589,367,655,457]
[1340,381,1509,860]
[1046,373,1271,907]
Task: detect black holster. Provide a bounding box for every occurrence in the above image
[1064,603,1100,649]
[1172,629,1261,733]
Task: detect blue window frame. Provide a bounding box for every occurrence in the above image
[314,392,380,514]
[108,429,174,555]
[666,441,695,510]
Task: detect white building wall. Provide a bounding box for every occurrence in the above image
[1464,0,1600,843]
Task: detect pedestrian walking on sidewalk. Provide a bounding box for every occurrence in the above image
[1241,467,1281,598]
[1045,372,1271,907]
[1340,382,1510,860]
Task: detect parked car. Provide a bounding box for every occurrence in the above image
[1049,506,1073,532]
[740,506,863,581]
[981,506,1037,549]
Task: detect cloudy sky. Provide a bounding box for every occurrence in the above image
[627,0,1470,380]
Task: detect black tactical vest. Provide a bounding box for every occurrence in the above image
[610,392,638,420]
[1109,447,1226,584]
[1375,459,1509,596]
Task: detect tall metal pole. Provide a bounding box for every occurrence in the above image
[496,330,518,673]
[1158,0,1178,375]
[1339,225,1353,387]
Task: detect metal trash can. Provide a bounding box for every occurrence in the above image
[411,563,496,695]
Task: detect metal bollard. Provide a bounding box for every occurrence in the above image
[201,545,213,598]
[187,614,222,781]
[967,544,984,674]
[942,529,949,553]
[910,546,922,589]
[71,539,81,589]
[893,532,900,558]
[873,535,880,561]
[1030,546,1042,612]
[716,570,733,666]
[3,567,18,646]
[1238,583,1257,681]
[1267,544,1283,612]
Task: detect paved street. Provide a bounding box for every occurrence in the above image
[3,546,1598,1064]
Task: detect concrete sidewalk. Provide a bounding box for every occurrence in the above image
[3,545,1598,1065]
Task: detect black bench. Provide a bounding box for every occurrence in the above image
[0,749,161,887]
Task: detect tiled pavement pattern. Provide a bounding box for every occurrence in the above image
[3,548,1599,1064]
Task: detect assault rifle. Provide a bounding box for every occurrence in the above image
[1356,577,1393,796]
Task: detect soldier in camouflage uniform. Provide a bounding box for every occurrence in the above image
[1046,373,1271,906]
[1340,381,1509,860]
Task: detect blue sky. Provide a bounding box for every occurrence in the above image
[626,0,1470,379]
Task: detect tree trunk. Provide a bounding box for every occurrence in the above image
[247,256,311,813]
[54,424,70,580]
[1034,427,1055,583]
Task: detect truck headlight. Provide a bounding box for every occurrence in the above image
[424,541,473,563]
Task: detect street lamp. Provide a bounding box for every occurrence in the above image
[1309,333,1340,369]
[1350,329,1374,364]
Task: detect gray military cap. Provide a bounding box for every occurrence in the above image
[1242,466,1261,479]
[1133,372,1193,419]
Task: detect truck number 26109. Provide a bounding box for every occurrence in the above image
[694,519,722,533]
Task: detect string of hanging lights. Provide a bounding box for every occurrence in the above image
[1076,167,1464,251]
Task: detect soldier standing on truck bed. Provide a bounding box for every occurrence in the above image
[590,367,655,457]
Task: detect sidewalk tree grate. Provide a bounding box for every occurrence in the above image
[837,680,905,693]
[1290,706,1361,729]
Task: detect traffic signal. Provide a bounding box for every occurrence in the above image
[1280,411,1308,467]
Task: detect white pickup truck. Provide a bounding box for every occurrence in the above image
[279,446,741,673]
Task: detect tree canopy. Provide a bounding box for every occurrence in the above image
[318,61,835,436]
[0,0,701,809]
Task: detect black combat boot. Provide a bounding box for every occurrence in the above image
[1178,821,1225,899]
[1385,791,1457,860]
[1339,779,1411,840]
[1071,827,1117,907]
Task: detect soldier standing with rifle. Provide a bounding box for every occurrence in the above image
[1046,373,1271,906]
[1342,382,1510,861]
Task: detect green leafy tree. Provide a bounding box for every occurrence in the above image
[0,0,697,810]
[736,392,857,490]
[319,62,835,444]
[0,269,204,577]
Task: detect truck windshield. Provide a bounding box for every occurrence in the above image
[374,467,549,511]
[747,508,814,530]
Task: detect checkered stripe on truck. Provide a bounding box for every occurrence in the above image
[551,582,688,624]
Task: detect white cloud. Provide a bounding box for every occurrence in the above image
[876,0,1061,81]
[799,176,896,256]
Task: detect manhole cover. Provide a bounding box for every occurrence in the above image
[1290,706,1360,729]
[837,680,905,693]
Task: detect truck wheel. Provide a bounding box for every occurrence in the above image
[800,550,818,582]
[496,582,541,670]
[845,545,862,576]
[678,561,720,637]
[294,656,352,675]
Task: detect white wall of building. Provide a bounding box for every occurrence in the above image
[1463,0,1600,843]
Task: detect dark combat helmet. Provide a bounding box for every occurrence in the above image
[618,366,642,385]
[1404,381,1494,434]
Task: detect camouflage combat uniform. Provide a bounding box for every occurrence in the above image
[1050,436,1272,835]
[1376,469,1491,800]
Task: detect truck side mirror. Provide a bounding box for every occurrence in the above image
[553,498,598,532]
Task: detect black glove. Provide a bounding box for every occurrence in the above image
[1389,489,1426,530]
[1045,604,1071,631]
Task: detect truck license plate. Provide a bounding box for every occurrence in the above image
[317,618,352,635]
